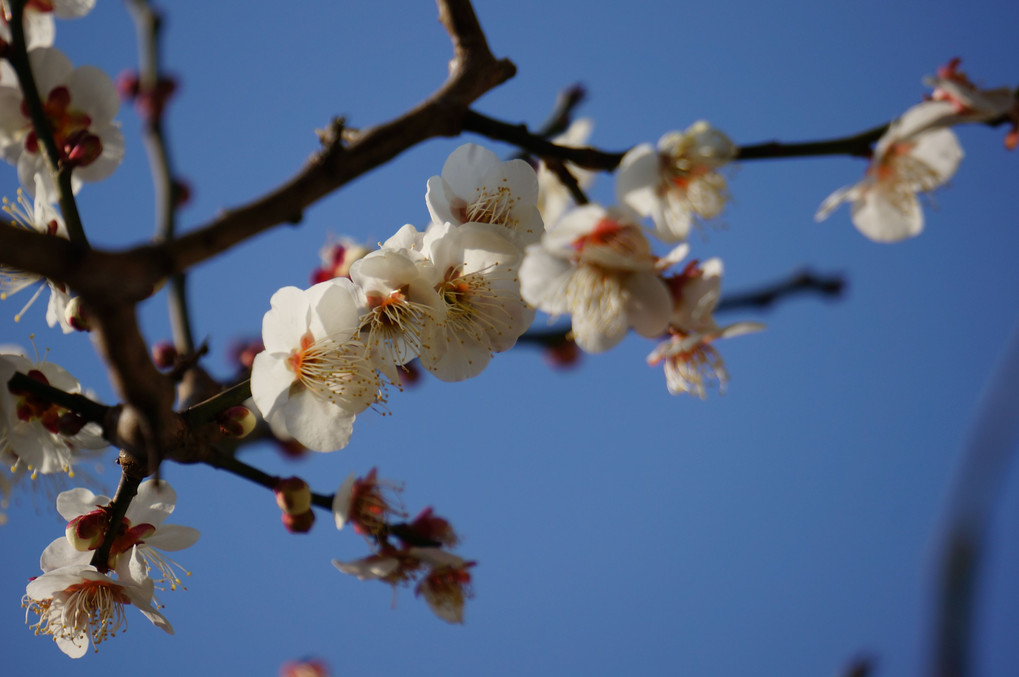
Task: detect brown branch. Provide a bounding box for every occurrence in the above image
[158,0,515,276]
[89,451,146,573]
[4,0,90,247]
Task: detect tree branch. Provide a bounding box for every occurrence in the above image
[158,0,515,276]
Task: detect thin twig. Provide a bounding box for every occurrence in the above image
[89,451,146,573]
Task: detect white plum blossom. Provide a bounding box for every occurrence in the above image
[0,351,106,478]
[251,279,379,453]
[616,121,736,242]
[419,221,533,381]
[815,101,964,242]
[1,174,76,332]
[650,258,764,398]
[350,245,446,386]
[0,0,96,51]
[520,204,671,353]
[23,547,171,658]
[0,47,123,197]
[426,143,544,247]
[647,324,762,399]
[40,481,200,590]
[536,117,596,227]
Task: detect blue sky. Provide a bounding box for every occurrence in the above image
[2,1,1018,675]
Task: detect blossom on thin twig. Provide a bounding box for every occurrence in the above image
[23,547,171,658]
[616,122,736,242]
[815,101,963,242]
[251,279,380,452]
[520,204,671,353]
[426,143,545,247]
[0,47,123,196]
[40,480,199,590]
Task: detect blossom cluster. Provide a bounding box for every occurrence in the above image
[331,468,475,624]
[22,479,198,657]
[0,2,120,330]
[815,58,1017,242]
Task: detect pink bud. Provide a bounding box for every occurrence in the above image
[280,658,330,677]
[151,341,178,369]
[281,509,315,534]
[217,406,256,438]
[63,296,91,332]
[275,477,312,515]
[65,510,108,551]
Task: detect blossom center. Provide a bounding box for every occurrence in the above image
[287,330,379,408]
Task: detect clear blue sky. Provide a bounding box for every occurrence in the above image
[2,1,1018,675]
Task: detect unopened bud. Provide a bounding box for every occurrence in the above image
[63,296,91,332]
[171,178,192,208]
[65,510,108,551]
[275,476,312,515]
[281,509,315,534]
[280,659,330,677]
[116,70,141,101]
[151,341,178,369]
[543,337,580,369]
[218,406,256,438]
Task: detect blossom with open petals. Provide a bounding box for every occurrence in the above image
[24,547,171,658]
[1,175,75,332]
[251,279,379,452]
[40,480,200,589]
[0,47,123,196]
[815,101,963,242]
[0,351,106,477]
[333,467,406,540]
[617,122,736,242]
[350,245,446,386]
[419,221,532,381]
[426,143,544,247]
[520,204,671,353]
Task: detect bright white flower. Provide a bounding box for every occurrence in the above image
[0,47,123,197]
[1,174,76,332]
[251,279,379,453]
[40,480,200,590]
[648,323,763,399]
[815,101,964,242]
[24,547,171,658]
[616,121,736,242]
[0,351,107,477]
[419,221,532,381]
[350,246,446,386]
[426,143,545,247]
[536,117,597,227]
[0,6,54,51]
[925,57,1019,149]
[520,204,671,353]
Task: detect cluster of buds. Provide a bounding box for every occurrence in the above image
[331,468,474,623]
